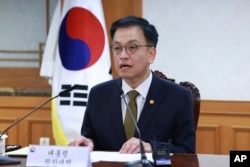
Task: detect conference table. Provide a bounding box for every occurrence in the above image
[92,154,229,167]
[3,152,229,167]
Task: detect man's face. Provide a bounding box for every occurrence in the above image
[112,26,156,86]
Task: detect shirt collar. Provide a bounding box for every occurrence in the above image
[122,70,152,99]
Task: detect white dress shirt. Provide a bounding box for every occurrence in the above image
[121,71,153,122]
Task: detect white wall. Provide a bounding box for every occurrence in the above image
[143,0,250,101]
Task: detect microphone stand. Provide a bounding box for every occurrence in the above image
[0,96,58,140]
[0,84,79,140]
[0,96,57,165]
[0,85,79,165]
[120,94,153,167]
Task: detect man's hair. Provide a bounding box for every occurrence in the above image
[110,15,159,47]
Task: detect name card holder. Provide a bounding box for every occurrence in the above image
[26,144,91,167]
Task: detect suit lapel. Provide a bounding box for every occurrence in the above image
[137,75,164,136]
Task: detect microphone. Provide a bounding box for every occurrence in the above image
[118,86,153,167]
[0,84,79,140]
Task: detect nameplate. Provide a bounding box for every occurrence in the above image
[26,145,91,167]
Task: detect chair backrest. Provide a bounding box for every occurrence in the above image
[154,70,201,129]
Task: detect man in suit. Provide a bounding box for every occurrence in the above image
[69,15,195,153]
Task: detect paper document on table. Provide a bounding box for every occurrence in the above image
[91,151,153,162]
[6,146,28,156]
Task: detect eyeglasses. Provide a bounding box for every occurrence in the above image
[110,44,153,55]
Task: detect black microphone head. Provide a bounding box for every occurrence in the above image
[58,84,79,97]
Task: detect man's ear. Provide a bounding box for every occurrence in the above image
[148,47,156,64]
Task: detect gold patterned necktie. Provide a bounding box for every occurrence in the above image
[124,90,139,140]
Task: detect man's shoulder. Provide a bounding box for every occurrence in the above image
[152,74,190,94]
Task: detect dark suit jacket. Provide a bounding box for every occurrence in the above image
[81,72,195,153]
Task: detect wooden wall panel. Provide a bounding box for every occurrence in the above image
[196,125,220,154]
[28,119,54,145]
[0,118,18,144]
[196,100,250,155]
[0,96,53,146]
[0,68,50,90]
[231,126,250,150]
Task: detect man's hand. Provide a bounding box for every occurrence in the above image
[119,137,152,153]
[68,136,94,151]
